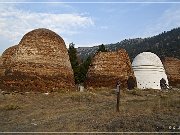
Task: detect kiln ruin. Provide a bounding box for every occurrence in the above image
[132,52,168,89]
[162,57,180,87]
[85,49,136,89]
[0,28,75,91]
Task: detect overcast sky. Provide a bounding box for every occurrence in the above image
[0,0,180,54]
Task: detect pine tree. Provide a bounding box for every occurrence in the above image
[78,56,92,83]
[68,43,93,84]
[97,44,107,52]
[68,42,80,84]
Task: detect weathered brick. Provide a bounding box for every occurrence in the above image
[162,57,180,87]
[0,28,75,92]
[85,49,135,89]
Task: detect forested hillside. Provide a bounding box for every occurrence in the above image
[77,27,180,61]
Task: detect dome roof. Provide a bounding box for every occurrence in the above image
[19,28,65,48]
[132,52,163,67]
[1,45,18,66]
[15,28,70,66]
[132,52,168,89]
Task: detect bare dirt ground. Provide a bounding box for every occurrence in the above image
[0,88,179,133]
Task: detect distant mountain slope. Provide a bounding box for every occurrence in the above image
[77,27,180,61]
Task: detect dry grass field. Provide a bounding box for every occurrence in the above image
[0,88,179,133]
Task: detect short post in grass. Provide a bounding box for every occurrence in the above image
[116,81,121,112]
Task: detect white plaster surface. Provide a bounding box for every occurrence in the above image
[132,52,168,89]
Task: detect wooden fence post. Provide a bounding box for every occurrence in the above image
[116,83,120,112]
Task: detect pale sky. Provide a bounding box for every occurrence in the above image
[0,0,180,54]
